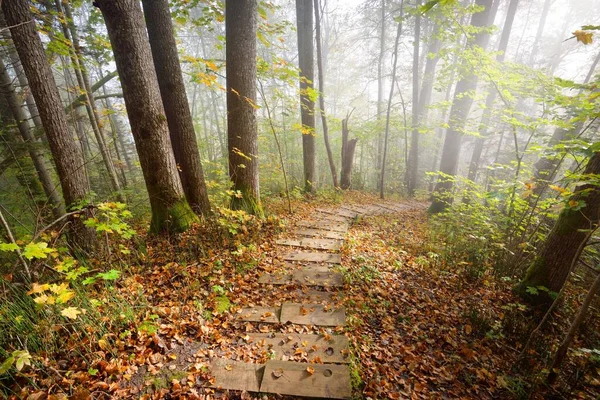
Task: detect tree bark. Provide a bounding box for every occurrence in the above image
[429,0,499,213]
[516,152,600,306]
[467,0,519,183]
[376,0,385,192]
[142,0,211,216]
[3,0,96,251]
[296,0,316,193]
[95,0,197,233]
[0,59,65,218]
[406,0,421,196]
[314,0,338,188]
[225,0,263,216]
[340,116,357,190]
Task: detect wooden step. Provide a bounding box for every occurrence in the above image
[316,212,351,223]
[316,208,357,219]
[260,360,351,399]
[247,333,349,364]
[297,220,348,232]
[276,237,342,251]
[280,303,345,326]
[284,252,341,264]
[237,306,280,323]
[293,228,346,240]
[210,359,264,392]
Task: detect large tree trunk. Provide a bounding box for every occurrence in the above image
[3,0,96,251]
[467,0,519,183]
[340,116,357,190]
[142,0,211,216]
[0,60,65,218]
[225,0,263,216]
[95,0,197,233]
[314,0,338,188]
[406,0,421,196]
[296,0,316,193]
[429,0,499,213]
[516,152,600,306]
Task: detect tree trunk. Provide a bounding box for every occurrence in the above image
[516,152,600,306]
[376,0,385,192]
[3,0,96,251]
[95,0,197,233]
[225,0,263,216]
[380,5,403,199]
[340,116,357,190]
[527,0,551,66]
[429,0,499,213]
[55,0,124,202]
[296,0,316,193]
[142,0,211,216]
[0,60,65,218]
[406,0,421,196]
[314,0,338,188]
[468,0,519,183]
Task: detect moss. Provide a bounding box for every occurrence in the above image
[149,198,198,234]
[230,188,264,218]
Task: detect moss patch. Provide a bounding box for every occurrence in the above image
[150,198,199,234]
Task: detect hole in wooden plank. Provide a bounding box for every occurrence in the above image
[323,369,333,377]
[325,347,334,356]
[273,368,284,378]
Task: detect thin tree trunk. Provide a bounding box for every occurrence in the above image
[380,3,403,199]
[142,0,211,216]
[296,0,317,193]
[406,0,421,196]
[527,0,551,66]
[225,0,263,216]
[429,0,499,213]
[314,0,338,188]
[376,0,385,192]
[3,0,96,251]
[95,0,197,233]
[340,115,357,190]
[468,0,519,182]
[0,60,65,218]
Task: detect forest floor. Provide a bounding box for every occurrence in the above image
[3,192,600,399]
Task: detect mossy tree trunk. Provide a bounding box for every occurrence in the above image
[142,0,211,216]
[515,152,600,306]
[225,0,263,217]
[95,0,197,233]
[3,0,96,251]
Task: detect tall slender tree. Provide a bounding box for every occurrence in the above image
[296,0,317,193]
[95,0,197,233]
[142,0,211,216]
[3,0,96,250]
[429,0,499,213]
[225,0,263,216]
[314,0,338,188]
[406,0,421,196]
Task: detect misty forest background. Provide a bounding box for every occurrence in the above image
[1,0,600,398]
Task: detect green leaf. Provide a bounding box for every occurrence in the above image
[0,242,19,252]
[22,242,54,260]
[525,286,539,295]
[97,269,120,281]
[0,356,14,375]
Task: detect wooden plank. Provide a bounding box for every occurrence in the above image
[340,205,366,216]
[260,360,351,399]
[292,228,346,240]
[297,220,348,232]
[292,269,343,287]
[258,273,292,285]
[280,303,346,326]
[237,306,280,323]
[248,333,349,364]
[210,359,264,392]
[283,252,341,264]
[276,238,342,251]
[286,262,330,272]
[316,212,350,223]
[296,288,335,302]
[316,208,357,219]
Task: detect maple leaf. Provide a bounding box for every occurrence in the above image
[61,307,82,320]
[573,30,593,45]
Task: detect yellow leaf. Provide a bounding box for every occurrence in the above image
[573,30,593,45]
[306,366,315,375]
[56,290,75,304]
[224,364,233,371]
[569,200,580,208]
[61,307,82,320]
[28,283,50,295]
[49,282,69,294]
[549,184,567,194]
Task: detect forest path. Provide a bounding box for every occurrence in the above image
[209,200,411,398]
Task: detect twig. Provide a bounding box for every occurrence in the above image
[0,19,34,33]
[0,205,30,279]
[32,206,94,242]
